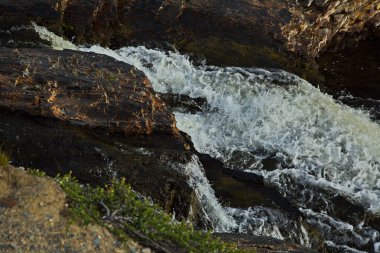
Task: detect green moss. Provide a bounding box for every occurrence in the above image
[56,173,247,253]
[28,169,47,177]
[0,150,9,167]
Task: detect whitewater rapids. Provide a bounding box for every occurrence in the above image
[34,23,380,252]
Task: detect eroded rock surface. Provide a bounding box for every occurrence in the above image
[0,47,194,221]
[284,0,380,57]
[0,47,179,137]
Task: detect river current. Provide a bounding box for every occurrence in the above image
[34,23,380,253]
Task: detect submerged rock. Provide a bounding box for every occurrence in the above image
[216,233,318,253]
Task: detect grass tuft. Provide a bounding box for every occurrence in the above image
[28,169,47,177]
[0,150,10,167]
[56,173,244,253]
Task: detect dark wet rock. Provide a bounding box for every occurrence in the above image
[194,149,379,251]
[276,173,367,226]
[221,167,264,185]
[0,26,51,48]
[215,233,318,253]
[317,36,380,101]
[0,110,195,219]
[366,213,380,231]
[196,153,311,245]
[0,0,63,34]
[275,173,380,252]
[197,153,298,214]
[158,93,209,114]
[0,47,195,220]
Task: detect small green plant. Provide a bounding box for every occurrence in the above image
[28,169,47,177]
[0,150,10,167]
[56,173,242,253]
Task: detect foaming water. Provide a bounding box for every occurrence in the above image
[103,46,380,213]
[226,206,311,246]
[84,45,380,251]
[180,155,236,232]
[32,22,78,51]
[302,208,378,251]
[34,24,380,250]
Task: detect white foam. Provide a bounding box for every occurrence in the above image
[225,206,312,245]
[375,242,380,252]
[302,208,379,249]
[181,155,236,232]
[95,46,380,213]
[32,22,78,50]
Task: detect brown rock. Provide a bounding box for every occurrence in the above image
[0,197,17,208]
[0,0,322,83]
[0,47,178,137]
[0,47,195,221]
[0,0,62,34]
[283,0,380,57]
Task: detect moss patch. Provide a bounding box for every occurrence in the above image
[0,150,9,167]
[56,173,247,253]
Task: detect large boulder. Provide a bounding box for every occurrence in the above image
[0,48,179,137]
[0,47,194,220]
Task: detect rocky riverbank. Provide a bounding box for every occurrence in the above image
[0,46,197,221]
[0,1,379,252]
[1,0,379,83]
[0,163,320,253]
[0,43,319,252]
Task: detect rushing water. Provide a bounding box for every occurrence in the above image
[34,23,380,252]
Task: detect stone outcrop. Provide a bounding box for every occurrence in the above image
[284,0,380,57]
[1,0,378,83]
[0,47,194,221]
